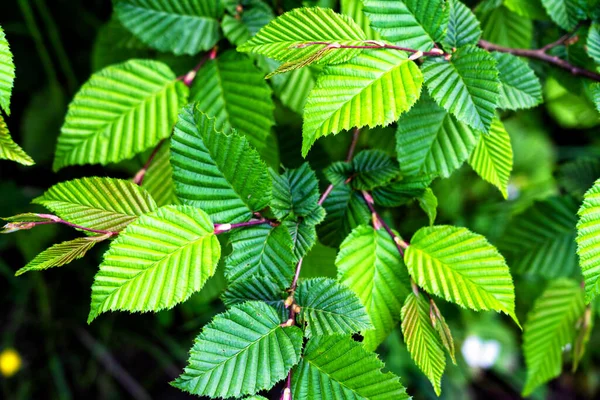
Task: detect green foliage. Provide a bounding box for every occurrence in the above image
[336,224,411,350]
[479,5,533,49]
[270,163,322,221]
[171,108,272,223]
[522,279,586,396]
[53,59,188,170]
[88,205,220,322]
[588,23,600,65]
[540,0,587,30]
[405,225,518,323]
[173,301,303,398]
[0,114,34,166]
[363,0,449,51]
[114,0,222,55]
[325,149,400,190]
[492,52,542,110]
[34,177,157,233]
[302,49,422,156]
[577,179,600,302]
[443,0,482,50]
[401,292,446,395]
[0,26,14,116]
[291,335,409,399]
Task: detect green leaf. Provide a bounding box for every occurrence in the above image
[341,0,380,40]
[0,25,15,115]
[430,299,456,364]
[91,18,151,71]
[270,163,322,221]
[114,0,222,55]
[418,188,438,225]
[238,7,366,74]
[171,108,272,223]
[15,236,107,276]
[558,158,600,196]
[443,0,482,50]
[522,279,585,396]
[500,196,579,278]
[401,292,446,396]
[540,0,587,31]
[492,52,542,110]
[221,276,285,309]
[295,277,373,338]
[268,63,316,114]
[173,301,303,398]
[363,0,449,51]
[292,335,409,399]
[336,224,411,350]
[479,5,533,49]
[190,51,278,166]
[422,45,500,133]
[372,175,433,207]
[468,118,513,198]
[221,0,274,46]
[302,49,423,156]
[591,83,600,113]
[317,184,370,247]
[141,144,180,206]
[34,177,157,233]
[226,224,298,286]
[405,225,518,323]
[0,114,34,166]
[577,179,600,302]
[325,149,400,190]
[285,215,323,259]
[396,94,480,178]
[504,0,548,19]
[88,205,220,322]
[53,59,188,171]
[588,22,600,65]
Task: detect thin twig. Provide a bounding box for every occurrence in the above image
[2,213,118,237]
[133,140,165,186]
[361,191,408,256]
[213,218,276,234]
[295,41,446,58]
[478,39,600,82]
[178,46,218,87]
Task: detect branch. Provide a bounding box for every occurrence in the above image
[133,140,165,186]
[478,39,600,82]
[296,40,446,58]
[213,218,277,234]
[2,213,119,237]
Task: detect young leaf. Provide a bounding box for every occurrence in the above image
[15,235,107,276]
[285,216,323,259]
[443,0,482,50]
[190,51,278,166]
[237,7,366,73]
[577,179,600,302]
[430,298,456,364]
[141,145,180,206]
[372,175,434,207]
[114,0,222,55]
[422,45,500,133]
[401,292,446,396]
[396,95,480,179]
[418,188,438,225]
[588,23,600,65]
[295,277,373,338]
[336,224,411,350]
[325,150,400,191]
[88,205,221,322]
[33,177,157,233]
[225,224,298,286]
[405,225,518,324]
[318,184,370,247]
[53,60,188,170]
[171,107,272,223]
[363,0,449,51]
[0,114,34,166]
[292,335,409,399]
[173,301,303,398]
[540,0,587,31]
[302,49,423,156]
[270,163,322,221]
[522,279,585,396]
[0,25,15,115]
[501,196,579,279]
[468,118,513,198]
[479,5,533,49]
[492,52,542,110]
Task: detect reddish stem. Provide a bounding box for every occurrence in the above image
[213,218,275,234]
[133,140,165,186]
[361,191,408,256]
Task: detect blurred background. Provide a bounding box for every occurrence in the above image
[2,0,600,399]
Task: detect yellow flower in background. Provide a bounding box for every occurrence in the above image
[0,348,22,377]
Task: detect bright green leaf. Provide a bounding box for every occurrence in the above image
[588,22,600,65]
[34,177,157,233]
[141,144,180,206]
[53,60,188,171]
[418,188,438,225]
[303,49,423,156]
[443,0,482,50]
[0,25,15,115]
[540,0,587,31]
[173,301,303,398]
[504,0,548,19]
[479,5,533,49]
[577,179,600,302]
[341,0,380,40]
[336,224,411,350]
[492,52,542,110]
[405,225,518,323]
[270,163,322,221]
[0,114,34,166]
[171,108,272,223]
[221,276,285,310]
[88,205,220,322]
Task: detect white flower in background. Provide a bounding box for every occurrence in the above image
[461,335,501,369]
